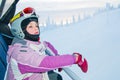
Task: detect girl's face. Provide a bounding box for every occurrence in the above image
[26,21,39,35]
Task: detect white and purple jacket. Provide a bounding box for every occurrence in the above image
[5,38,76,80]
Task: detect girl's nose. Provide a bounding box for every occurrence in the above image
[35,26,38,30]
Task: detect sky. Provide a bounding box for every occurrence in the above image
[40,8,120,80]
[20,0,120,2]
[17,0,120,11]
[15,0,120,29]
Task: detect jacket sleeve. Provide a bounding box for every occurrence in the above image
[18,54,75,74]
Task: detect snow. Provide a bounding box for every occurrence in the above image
[40,9,120,80]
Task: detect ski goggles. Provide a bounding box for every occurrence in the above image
[10,7,35,23]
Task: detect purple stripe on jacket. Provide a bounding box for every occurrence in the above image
[44,41,58,55]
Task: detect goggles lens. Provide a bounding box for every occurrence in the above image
[23,7,34,14]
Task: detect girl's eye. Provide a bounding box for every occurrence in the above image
[29,26,33,28]
[36,26,39,28]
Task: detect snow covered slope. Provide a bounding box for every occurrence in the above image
[41,8,120,80]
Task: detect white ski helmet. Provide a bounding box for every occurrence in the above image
[10,7,39,41]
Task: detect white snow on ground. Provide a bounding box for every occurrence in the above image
[40,8,120,80]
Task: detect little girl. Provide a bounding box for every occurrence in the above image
[6,7,88,80]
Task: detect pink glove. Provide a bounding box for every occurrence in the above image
[73,53,88,73]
